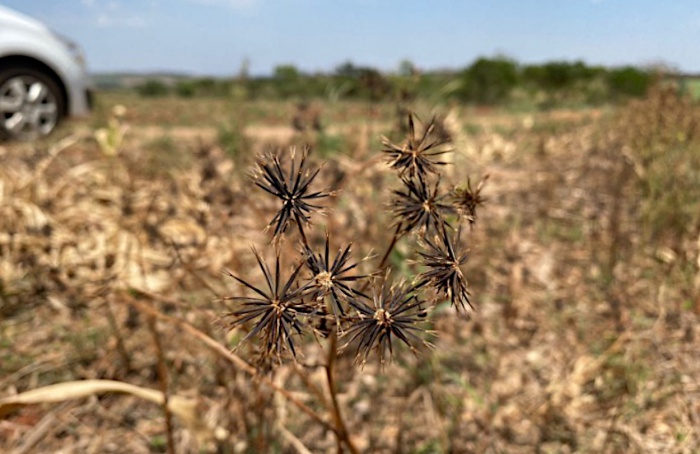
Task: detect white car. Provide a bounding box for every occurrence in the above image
[0,5,92,140]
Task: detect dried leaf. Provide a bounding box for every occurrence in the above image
[0,380,218,445]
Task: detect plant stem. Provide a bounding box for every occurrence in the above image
[359,223,403,294]
[297,222,311,250]
[325,329,360,454]
[377,223,403,271]
[122,293,335,434]
[104,297,132,372]
[147,316,176,454]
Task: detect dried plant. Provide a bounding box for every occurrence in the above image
[251,145,331,240]
[452,174,489,225]
[391,175,453,236]
[220,112,486,452]
[222,250,312,360]
[225,114,484,358]
[381,113,450,181]
[415,227,472,311]
[302,232,369,317]
[340,278,431,367]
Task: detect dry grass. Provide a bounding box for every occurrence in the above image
[1,90,699,453]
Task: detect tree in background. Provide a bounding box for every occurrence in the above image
[128,56,654,107]
[273,64,303,98]
[137,79,170,97]
[459,56,519,104]
[522,61,603,90]
[333,61,392,101]
[608,66,652,98]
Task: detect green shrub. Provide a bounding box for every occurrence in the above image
[137,79,170,97]
[608,66,652,98]
[459,56,519,104]
[523,61,604,90]
[175,81,196,98]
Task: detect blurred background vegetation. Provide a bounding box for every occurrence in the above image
[94,56,687,110]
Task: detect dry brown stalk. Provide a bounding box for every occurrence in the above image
[147,316,176,454]
[324,329,360,454]
[103,297,132,372]
[119,292,335,434]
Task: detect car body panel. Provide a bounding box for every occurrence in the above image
[0,5,92,118]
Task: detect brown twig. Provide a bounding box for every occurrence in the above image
[147,316,176,454]
[120,292,335,434]
[325,329,360,454]
[378,223,403,271]
[11,405,65,454]
[104,297,132,372]
[278,423,314,454]
[292,362,330,410]
[360,223,403,294]
[169,240,223,298]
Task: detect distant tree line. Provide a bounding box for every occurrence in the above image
[135,56,656,107]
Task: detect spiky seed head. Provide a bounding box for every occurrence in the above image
[415,228,472,312]
[252,146,331,239]
[381,113,451,181]
[221,250,313,361]
[341,278,431,367]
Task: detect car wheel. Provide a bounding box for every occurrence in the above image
[0,67,65,141]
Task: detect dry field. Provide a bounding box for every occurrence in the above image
[1,89,699,453]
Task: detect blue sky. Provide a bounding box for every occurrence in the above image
[3,0,700,76]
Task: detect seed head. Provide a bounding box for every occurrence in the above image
[452,175,489,226]
[252,146,330,239]
[341,278,430,366]
[381,113,450,181]
[302,232,369,317]
[391,176,453,236]
[415,228,472,312]
[222,250,312,360]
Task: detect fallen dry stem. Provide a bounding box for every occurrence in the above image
[292,363,330,409]
[119,292,335,434]
[170,240,223,298]
[0,380,214,443]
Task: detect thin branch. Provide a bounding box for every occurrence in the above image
[377,223,403,271]
[325,329,360,454]
[147,316,176,454]
[360,223,403,294]
[292,362,330,410]
[104,297,132,372]
[119,292,335,434]
[278,423,314,454]
[170,240,223,298]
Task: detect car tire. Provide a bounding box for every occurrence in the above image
[0,66,65,141]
